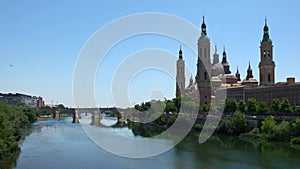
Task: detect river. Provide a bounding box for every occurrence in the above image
[4,117,300,169]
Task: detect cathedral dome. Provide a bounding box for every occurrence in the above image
[211,63,224,76]
[242,77,258,87]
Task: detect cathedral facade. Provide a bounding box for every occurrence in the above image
[176,17,300,107]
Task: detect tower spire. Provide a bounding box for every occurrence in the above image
[221,46,227,64]
[215,45,217,53]
[265,16,267,26]
[179,45,183,59]
[262,17,270,42]
[201,16,207,35]
[189,74,193,87]
[246,61,253,80]
[248,61,251,70]
[236,66,241,81]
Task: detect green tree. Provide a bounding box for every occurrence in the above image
[280,98,292,113]
[261,117,276,137]
[218,111,246,135]
[57,104,65,109]
[165,100,177,113]
[290,117,300,137]
[271,99,281,114]
[231,111,247,134]
[0,101,37,161]
[247,98,258,114]
[238,100,247,113]
[294,106,300,113]
[257,102,270,115]
[272,121,291,142]
[224,98,238,115]
[201,104,210,113]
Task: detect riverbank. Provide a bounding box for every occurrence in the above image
[127,110,300,146]
[0,101,37,168]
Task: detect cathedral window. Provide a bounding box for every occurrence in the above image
[268,74,271,82]
[267,50,270,58]
[263,50,266,58]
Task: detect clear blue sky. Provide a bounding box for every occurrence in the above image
[0,0,299,108]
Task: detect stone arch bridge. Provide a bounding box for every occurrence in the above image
[72,107,126,123]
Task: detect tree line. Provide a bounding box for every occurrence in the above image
[133,96,299,115]
[128,96,300,144]
[0,101,37,166]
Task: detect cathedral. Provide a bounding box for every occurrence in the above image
[176,17,300,107]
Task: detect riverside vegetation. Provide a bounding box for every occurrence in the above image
[0,101,37,167]
[128,96,300,145]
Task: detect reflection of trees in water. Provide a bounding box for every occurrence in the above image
[0,127,33,169]
[0,151,20,169]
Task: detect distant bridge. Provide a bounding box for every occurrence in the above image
[71,107,127,123]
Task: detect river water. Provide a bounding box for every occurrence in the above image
[7,117,300,169]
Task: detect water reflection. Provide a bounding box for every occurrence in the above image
[1,117,299,169]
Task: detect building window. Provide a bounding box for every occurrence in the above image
[268,74,271,82]
[204,48,207,58]
[204,72,208,80]
[267,50,270,58]
[263,50,266,58]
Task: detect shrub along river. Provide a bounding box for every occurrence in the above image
[2,116,300,169]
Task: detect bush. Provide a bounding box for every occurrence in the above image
[193,123,203,131]
[290,117,300,137]
[272,121,290,142]
[217,111,246,135]
[261,118,276,134]
[290,136,300,144]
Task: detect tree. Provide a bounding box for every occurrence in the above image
[294,106,300,113]
[201,104,210,113]
[57,104,65,109]
[238,100,247,113]
[247,98,258,114]
[231,111,247,134]
[271,99,281,114]
[280,98,292,113]
[165,100,177,113]
[290,117,300,137]
[261,117,276,136]
[217,111,246,135]
[272,121,291,142]
[224,98,238,115]
[257,102,270,115]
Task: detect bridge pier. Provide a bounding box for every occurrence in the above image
[72,110,79,123]
[92,110,101,119]
[118,112,126,122]
[55,109,61,119]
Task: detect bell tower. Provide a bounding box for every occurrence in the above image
[176,46,185,98]
[259,18,275,86]
[196,16,212,105]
